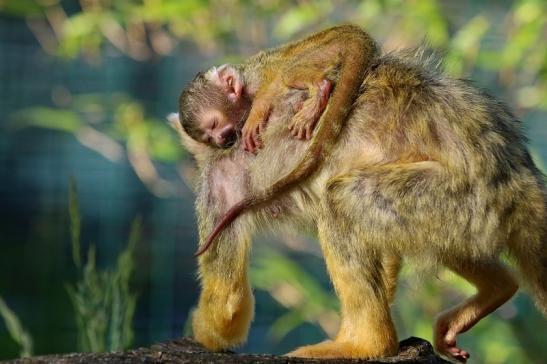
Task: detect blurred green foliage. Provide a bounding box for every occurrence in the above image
[4,0,545,195]
[0,0,547,108]
[11,94,184,197]
[0,180,141,356]
[1,0,545,109]
[0,296,33,357]
[1,0,546,362]
[252,248,339,340]
[66,178,139,352]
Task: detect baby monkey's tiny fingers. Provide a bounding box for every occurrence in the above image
[305,123,313,140]
[253,124,263,149]
[242,128,255,153]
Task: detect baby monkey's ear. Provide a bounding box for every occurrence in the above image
[208,64,244,103]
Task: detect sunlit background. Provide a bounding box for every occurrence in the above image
[0,1,546,363]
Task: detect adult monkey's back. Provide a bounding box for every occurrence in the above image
[174,47,547,362]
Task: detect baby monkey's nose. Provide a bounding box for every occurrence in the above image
[220,127,237,148]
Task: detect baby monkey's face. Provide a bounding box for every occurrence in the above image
[198,64,250,148]
[198,108,241,148]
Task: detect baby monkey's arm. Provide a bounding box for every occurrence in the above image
[242,25,372,153]
[286,68,334,141]
[242,76,332,152]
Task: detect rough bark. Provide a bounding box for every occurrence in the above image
[5,337,450,364]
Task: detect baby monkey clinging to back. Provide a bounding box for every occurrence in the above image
[180,63,332,150]
[178,25,378,255]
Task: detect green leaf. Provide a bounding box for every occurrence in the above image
[0,296,33,357]
[147,122,184,162]
[269,310,305,340]
[445,16,490,76]
[0,0,44,17]
[69,177,82,269]
[275,2,332,39]
[11,108,83,133]
[66,183,140,351]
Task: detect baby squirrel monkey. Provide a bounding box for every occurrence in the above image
[179,25,378,255]
[183,63,332,150]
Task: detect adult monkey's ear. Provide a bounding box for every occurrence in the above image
[207,64,244,103]
[167,113,211,169]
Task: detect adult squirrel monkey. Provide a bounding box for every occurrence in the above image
[172,27,547,363]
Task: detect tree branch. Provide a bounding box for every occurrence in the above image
[7,337,450,363]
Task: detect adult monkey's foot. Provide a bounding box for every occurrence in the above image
[192,281,254,351]
[434,313,470,362]
[286,338,397,359]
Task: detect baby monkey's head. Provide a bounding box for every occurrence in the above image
[179,65,251,148]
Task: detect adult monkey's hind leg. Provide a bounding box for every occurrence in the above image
[288,217,399,359]
[435,259,518,362]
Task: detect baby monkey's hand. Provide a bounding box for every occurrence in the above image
[242,100,271,154]
[242,78,331,153]
[289,79,332,140]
